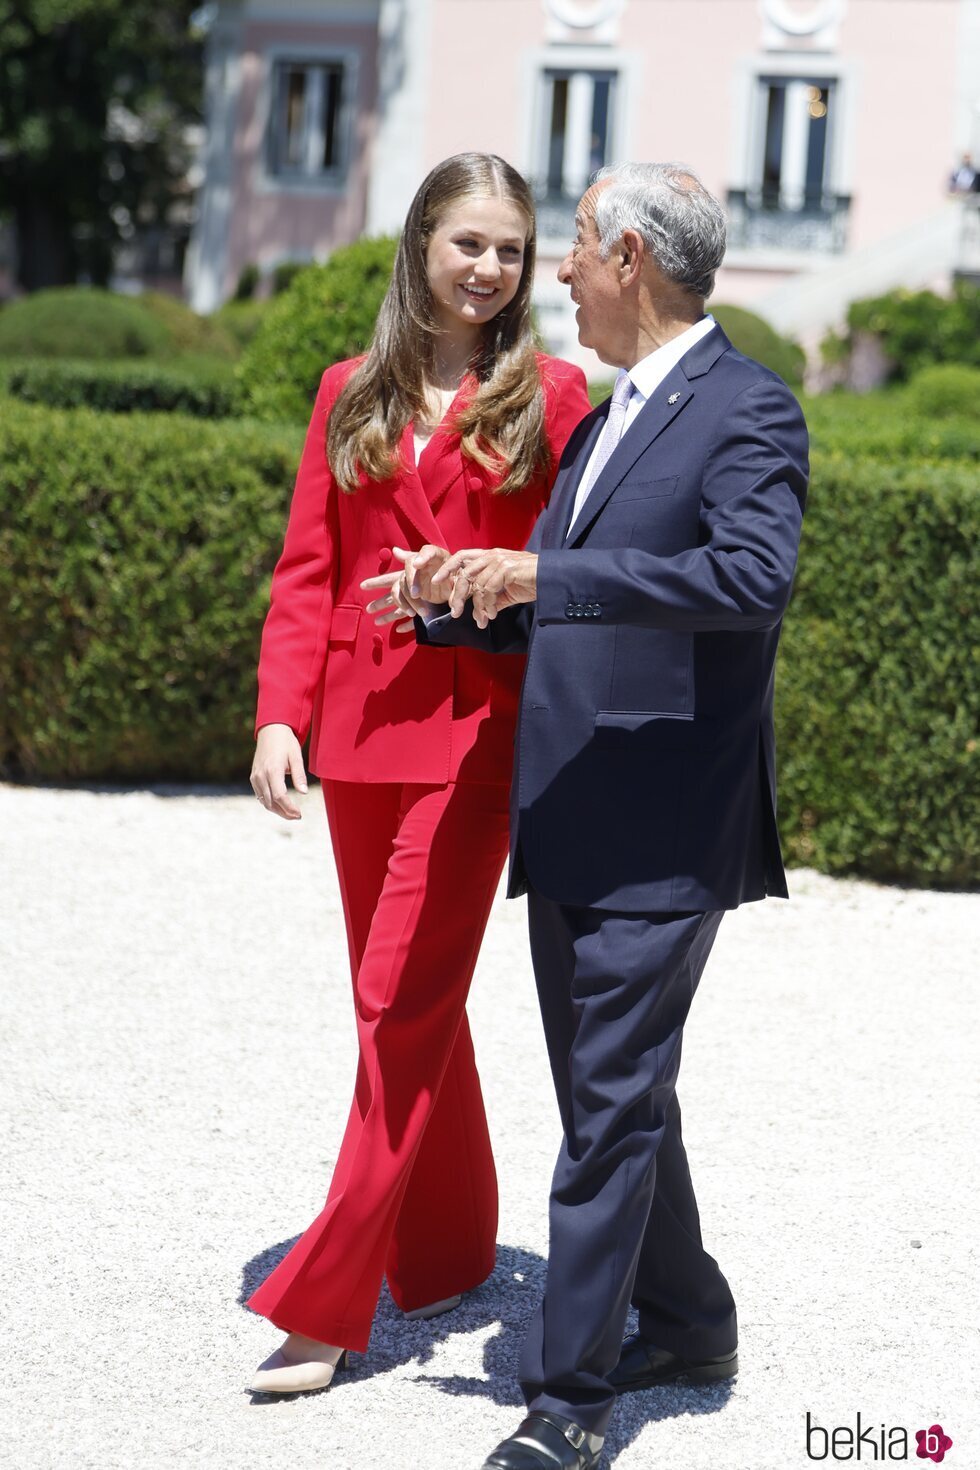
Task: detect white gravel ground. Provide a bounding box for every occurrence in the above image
[0,781,977,1470]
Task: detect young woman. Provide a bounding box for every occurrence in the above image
[247,152,589,1393]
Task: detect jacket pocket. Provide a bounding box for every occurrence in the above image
[595,709,694,728]
[327,604,361,647]
[613,476,678,503]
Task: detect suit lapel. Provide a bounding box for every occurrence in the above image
[565,325,734,547]
[389,424,448,547]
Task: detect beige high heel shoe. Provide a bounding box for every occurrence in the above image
[250,1337,348,1394]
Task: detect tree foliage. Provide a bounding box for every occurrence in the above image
[0,0,203,289]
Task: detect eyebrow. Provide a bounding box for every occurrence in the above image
[451,227,525,244]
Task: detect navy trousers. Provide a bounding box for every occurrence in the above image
[519,894,738,1436]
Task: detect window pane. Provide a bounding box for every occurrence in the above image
[762,84,785,207]
[804,85,830,205]
[547,77,568,194]
[322,66,342,169]
[284,68,306,169]
[590,77,613,175]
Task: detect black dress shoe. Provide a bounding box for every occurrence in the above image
[609,1333,738,1393]
[482,1412,603,1469]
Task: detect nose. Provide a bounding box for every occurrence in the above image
[472,246,502,280]
[557,250,573,284]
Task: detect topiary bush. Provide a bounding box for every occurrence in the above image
[776,453,978,886]
[138,291,239,359]
[7,358,239,417]
[0,287,171,360]
[238,236,398,423]
[212,299,270,350]
[905,363,980,420]
[709,304,806,387]
[0,400,303,781]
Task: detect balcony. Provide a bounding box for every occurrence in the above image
[727,188,851,255]
[532,186,579,247]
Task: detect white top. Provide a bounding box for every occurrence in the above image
[414,386,459,466]
[566,314,717,538]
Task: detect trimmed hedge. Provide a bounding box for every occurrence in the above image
[7,358,239,417]
[776,454,978,886]
[0,287,171,360]
[802,390,978,463]
[0,401,303,781]
[906,363,980,420]
[0,396,976,886]
[710,304,806,387]
[137,291,238,360]
[237,236,398,423]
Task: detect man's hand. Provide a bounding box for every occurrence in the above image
[432,548,539,629]
[251,722,308,820]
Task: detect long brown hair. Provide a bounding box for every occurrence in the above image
[327,153,549,495]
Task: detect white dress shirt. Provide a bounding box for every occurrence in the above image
[566,314,717,538]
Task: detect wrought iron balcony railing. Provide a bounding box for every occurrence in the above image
[726,188,851,253]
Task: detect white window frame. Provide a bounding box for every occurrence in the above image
[727,51,859,267]
[521,45,641,253]
[255,44,360,196]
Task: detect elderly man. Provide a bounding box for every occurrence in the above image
[367,162,808,1469]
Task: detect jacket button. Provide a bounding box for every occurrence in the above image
[378,549,392,570]
[373,633,383,650]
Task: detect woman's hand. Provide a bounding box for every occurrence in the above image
[251,723,308,820]
[361,545,449,632]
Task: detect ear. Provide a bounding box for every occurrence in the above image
[619,229,644,286]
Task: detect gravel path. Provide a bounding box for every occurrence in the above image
[1,782,976,1470]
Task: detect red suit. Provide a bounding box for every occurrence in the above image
[247,354,590,1350]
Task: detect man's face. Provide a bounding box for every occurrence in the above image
[557,182,625,365]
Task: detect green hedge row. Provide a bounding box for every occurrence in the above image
[0,397,976,886]
[776,455,977,886]
[802,386,978,463]
[0,286,240,363]
[6,358,239,417]
[0,401,302,781]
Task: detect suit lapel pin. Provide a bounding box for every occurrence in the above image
[668,392,681,405]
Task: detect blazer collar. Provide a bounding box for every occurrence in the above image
[564,326,732,546]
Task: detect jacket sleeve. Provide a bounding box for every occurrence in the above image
[535,376,808,633]
[415,599,533,656]
[254,368,343,740]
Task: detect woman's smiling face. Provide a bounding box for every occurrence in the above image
[425,194,529,336]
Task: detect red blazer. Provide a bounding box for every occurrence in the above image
[255,353,590,785]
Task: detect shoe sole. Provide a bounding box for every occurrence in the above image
[613,1354,738,1394]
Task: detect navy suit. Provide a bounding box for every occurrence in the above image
[419,325,808,1434]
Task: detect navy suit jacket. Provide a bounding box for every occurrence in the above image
[418,325,809,912]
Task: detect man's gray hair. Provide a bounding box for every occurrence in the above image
[592,162,727,300]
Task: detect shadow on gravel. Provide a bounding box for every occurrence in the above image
[241,1240,734,1464]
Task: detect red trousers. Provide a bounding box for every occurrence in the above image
[247,778,510,1351]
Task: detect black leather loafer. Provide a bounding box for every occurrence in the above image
[482,1411,603,1469]
[609,1333,738,1393]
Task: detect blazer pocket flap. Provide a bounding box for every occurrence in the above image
[614,476,678,502]
[595,709,693,731]
[328,603,362,646]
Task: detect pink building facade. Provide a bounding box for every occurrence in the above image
[186,0,980,366]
